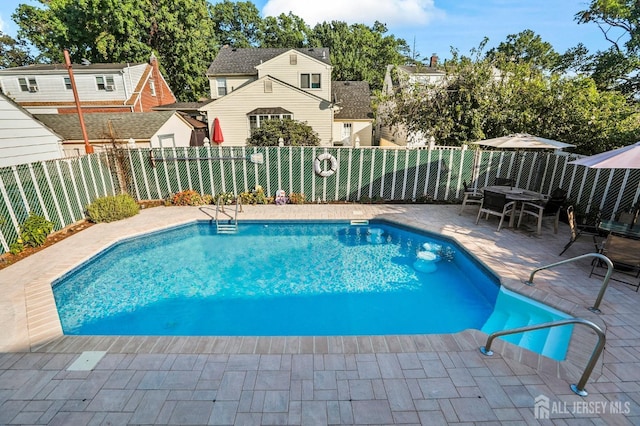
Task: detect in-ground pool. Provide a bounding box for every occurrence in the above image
[52,220,573,360]
[53,220,500,335]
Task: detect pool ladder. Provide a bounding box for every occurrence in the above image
[214,196,242,234]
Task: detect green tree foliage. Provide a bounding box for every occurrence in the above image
[309,21,408,91]
[247,119,320,146]
[576,0,640,96]
[211,0,263,48]
[260,13,311,48]
[381,40,639,154]
[0,31,33,68]
[13,0,218,100]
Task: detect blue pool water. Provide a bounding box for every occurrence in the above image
[53,221,501,336]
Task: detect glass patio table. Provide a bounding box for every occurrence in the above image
[598,220,640,239]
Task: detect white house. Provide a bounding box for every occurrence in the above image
[0,55,176,115]
[200,47,373,146]
[34,111,196,156]
[0,91,64,167]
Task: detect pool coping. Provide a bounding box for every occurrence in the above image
[3,204,606,386]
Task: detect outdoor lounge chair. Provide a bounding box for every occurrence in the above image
[559,205,600,255]
[475,190,516,231]
[517,188,567,235]
[590,234,640,292]
[459,181,483,215]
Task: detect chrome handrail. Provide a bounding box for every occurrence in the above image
[480,318,605,397]
[523,253,614,313]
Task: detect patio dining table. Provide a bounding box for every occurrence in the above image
[598,219,640,239]
[481,185,546,227]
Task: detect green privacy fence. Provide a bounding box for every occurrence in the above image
[0,153,116,253]
[1,146,639,254]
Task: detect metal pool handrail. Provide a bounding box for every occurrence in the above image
[480,318,606,397]
[523,253,614,313]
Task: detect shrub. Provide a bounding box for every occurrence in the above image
[87,194,140,223]
[215,192,235,205]
[288,193,306,204]
[246,118,320,146]
[11,212,55,253]
[171,190,204,206]
[239,185,268,205]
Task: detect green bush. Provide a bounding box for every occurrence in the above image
[87,194,140,223]
[21,212,54,247]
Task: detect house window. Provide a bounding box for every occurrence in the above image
[217,78,227,96]
[248,113,293,129]
[342,123,352,142]
[19,77,38,92]
[290,54,297,65]
[149,81,156,96]
[301,73,321,89]
[157,134,176,148]
[96,76,115,91]
[63,77,72,90]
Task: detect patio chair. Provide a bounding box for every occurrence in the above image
[517,188,567,235]
[558,205,600,255]
[494,177,515,187]
[475,190,516,232]
[459,181,483,215]
[590,234,640,292]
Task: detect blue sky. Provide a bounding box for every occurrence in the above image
[0,0,619,61]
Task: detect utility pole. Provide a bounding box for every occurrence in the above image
[63,49,93,154]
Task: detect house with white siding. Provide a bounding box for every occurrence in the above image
[34,112,195,157]
[0,91,64,167]
[0,54,176,115]
[200,47,373,146]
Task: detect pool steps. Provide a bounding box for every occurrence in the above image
[481,289,573,361]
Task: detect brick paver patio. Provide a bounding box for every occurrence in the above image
[1,204,638,424]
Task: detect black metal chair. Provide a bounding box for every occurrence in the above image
[494,177,515,187]
[517,188,567,235]
[475,190,516,231]
[559,205,600,255]
[459,181,483,215]
[590,234,640,292]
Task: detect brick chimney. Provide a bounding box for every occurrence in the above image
[430,53,438,68]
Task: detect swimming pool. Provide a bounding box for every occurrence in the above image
[53,220,500,336]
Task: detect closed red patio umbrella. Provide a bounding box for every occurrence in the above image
[212,117,224,144]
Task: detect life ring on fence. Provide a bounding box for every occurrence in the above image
[314,153,338,177]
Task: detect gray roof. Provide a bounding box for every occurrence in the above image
[331,81,373,120]
[0,63,145,74]
[397,65,444,75]
[207,47,331,75]
[153,101,211,111]
[34,112,183,141]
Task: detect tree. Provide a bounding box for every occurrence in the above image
[211,0,262,48]
[576,0,640,96]
[260,12,311,48]
[0,31,33,68]
[381,40,639,154]
[309,21,409,91]
[486,30,561,70]
[247,119,320,146]
[13,0,218,100]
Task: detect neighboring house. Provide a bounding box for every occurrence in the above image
[0,54,176,115]
[34,112,195,156]
[0,91,64,167]
[378,57,445,147]
[199,47,373,146]
[153,101,210,145]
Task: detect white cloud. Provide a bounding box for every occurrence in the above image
[262,0,444,27]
